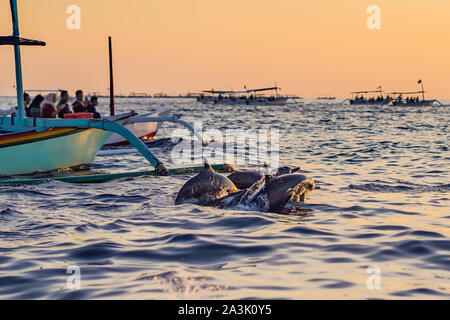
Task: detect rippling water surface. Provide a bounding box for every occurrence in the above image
[0,97,449,299]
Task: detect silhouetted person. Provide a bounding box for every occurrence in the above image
[87,96,101,118]
[57,90,72,119]
[23,92,31,117]
[72,89,89,112]
[41,93,58,118]
[29,94,44,118]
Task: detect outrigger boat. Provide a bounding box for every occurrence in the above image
[197,85,297,106]
[349,86,392,105]
[390,81,441,106]
[390,92,436,106]
[0,0,211,181]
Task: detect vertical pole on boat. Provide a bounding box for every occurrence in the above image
[108,36,115,116]
[10,0,24,122]
[421,82,425,101]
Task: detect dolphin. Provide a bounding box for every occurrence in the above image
[175,162,316,214]
[175,161,238,205]
[253,174,315,213]
[227,166,301,190]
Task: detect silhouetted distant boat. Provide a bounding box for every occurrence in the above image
[390,80,440,106]
[198,85,297,106]
[349,86,392,105]
[317,97,336,100]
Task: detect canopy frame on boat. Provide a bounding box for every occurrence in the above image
[202,86,281,95]
[351,88,384,96]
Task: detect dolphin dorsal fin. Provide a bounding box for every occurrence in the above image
[203,159,214,171]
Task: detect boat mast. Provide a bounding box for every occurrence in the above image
[108,36,115,116]
[10,0,24,121]
[419,80,425,101]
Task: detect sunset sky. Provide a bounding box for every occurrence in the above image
[1,0,450,98]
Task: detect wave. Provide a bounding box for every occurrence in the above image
[349,182,450,193]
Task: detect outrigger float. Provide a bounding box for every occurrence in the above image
[0,0,217,184]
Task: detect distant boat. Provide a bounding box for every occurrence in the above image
[390,81,439,106]
[153,93,198,99]
[128,92,151,98]
[197,86,296,106]
[317,97,336,100]
[349,86,392,105]
[390,93,435,106]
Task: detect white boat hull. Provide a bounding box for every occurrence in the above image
[104,107,172,146]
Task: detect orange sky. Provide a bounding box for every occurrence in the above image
[1,0,450,98]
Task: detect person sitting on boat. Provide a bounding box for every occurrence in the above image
[56,90,72,119]
[41,93,58,118]
[72,101,85,113]
[86,96,101,119]
[72,89,89,112]
[28,94,44,118]
[73,89,84,104]
[11,92,31,117]
[23,92,31,117]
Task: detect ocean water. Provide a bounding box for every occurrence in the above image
[0,97,448,300]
